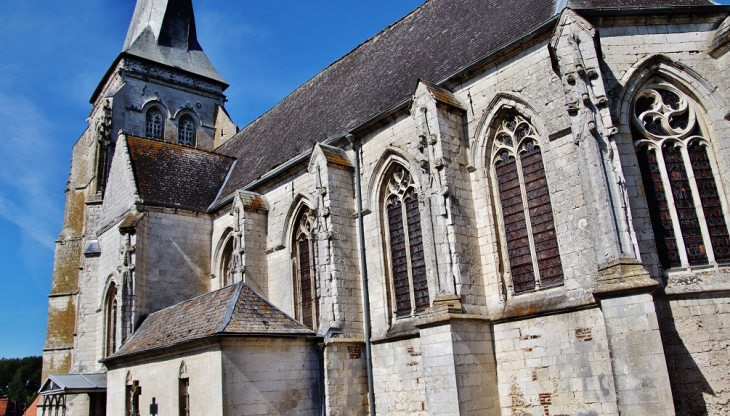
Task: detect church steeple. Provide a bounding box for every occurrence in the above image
[122,0,226,84]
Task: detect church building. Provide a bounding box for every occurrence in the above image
[40,0,730,414]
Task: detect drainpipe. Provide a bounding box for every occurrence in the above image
[347,134,376,416]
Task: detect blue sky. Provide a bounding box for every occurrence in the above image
[0,0,424,359]
[1,0,729,359]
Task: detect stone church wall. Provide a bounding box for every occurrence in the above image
[656,296,730,414]
[106,348,224,416]
[494,308,619,416]
[99,137,139,229]
[371,338,427,416]
[598,15,730,277]
[220,338,321,415]
[137,210,212,316]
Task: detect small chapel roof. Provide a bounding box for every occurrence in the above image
[104,283,315,362]
[211,0,717,205]
[126,136,235,212]
[122,0,226,85]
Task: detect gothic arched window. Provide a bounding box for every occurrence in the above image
[383,167,429,317]
[633,82,730,270]
[491,115,563,293]
[104,283,118,356]
[145,107,164,139]
[219,234,234,287]
[178,115,196,147]
[292,208,318,330]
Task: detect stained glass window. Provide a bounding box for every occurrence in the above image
[492,115,563,293]
[385,168,429,317]
[632,82,730,270]
[293,209,318,330]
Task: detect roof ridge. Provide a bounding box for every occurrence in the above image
[127,135,237,160]
[216,282,245,333]
[216,0,433,154]
[138,284,239,321]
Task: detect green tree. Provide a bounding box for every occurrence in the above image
[0,356,42,409]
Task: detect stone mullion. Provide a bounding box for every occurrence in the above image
[680,142,716,265]
[697,140,730,262]
[490,159,512,299]
[515,151,541,290]
[309,234,319,330]
[654,142,690,268]
[401,196,417,318]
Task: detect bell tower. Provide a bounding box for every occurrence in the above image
[42,0,236,385]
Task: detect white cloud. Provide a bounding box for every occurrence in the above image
[0,94,66,251]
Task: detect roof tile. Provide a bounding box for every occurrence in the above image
[126,136,235,212]
[106,283,314,361]
[214,0,560,200]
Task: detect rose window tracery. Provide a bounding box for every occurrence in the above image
[632,83,730,269]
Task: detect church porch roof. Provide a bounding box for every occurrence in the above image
[103,283,316,363]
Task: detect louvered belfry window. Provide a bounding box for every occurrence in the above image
[385,167,429,317]
[293,209,318,330]
[633,82,730,270]
[178,115,196,147]
[492,115,563,293]
[145,107,164,139]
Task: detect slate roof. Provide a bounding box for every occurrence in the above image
[40,374,107,395]
[122,0,226,84]
[126,136,235,212]
[104,283,315,361]
[568,0,715,8]
[213,0,562,201]
[211,0,723,205]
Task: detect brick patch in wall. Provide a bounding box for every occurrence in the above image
[540,393,552,416]
[406,346,421,356]
[348,346,362,359]
[519,329,541,340]
[532,366,548,381]
[575,328,593,342]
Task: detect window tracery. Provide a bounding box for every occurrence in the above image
[491,115,563,293]
[292,208,318,330]
[145,107,164,139]
[632,82,730,270]
[178,115,196,147]
[383,167,429,317]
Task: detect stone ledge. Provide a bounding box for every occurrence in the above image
[594,257,658,299]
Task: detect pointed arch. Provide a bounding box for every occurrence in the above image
[366,147,423,215]
[377,162,430,319]
[142,100,169,140]
[289,202,319,330]
[213,227,235,288]
[471,93,551,175]
[625,71,730,271]
[616,55,726,129]
[173,110,199,147]
[479,103,564,294]
[103,280,119,356]
[280,193,315,248]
